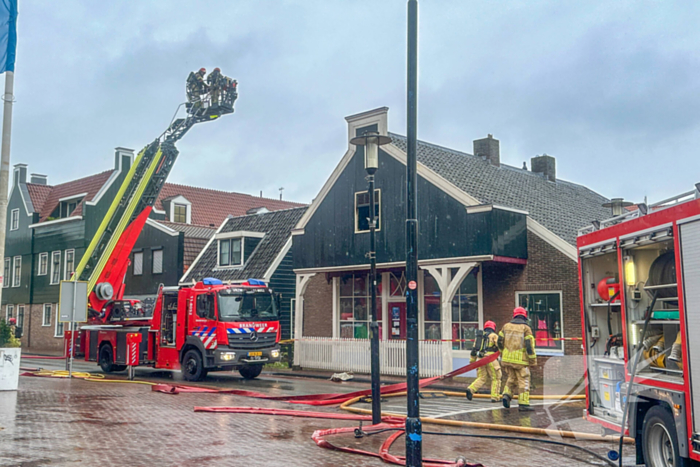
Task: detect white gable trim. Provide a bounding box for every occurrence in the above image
[87,170,119,206]
[58,192,88,203]
[527,217,577,262]
[29,216,82,229]
[215,230,265,240]
[179,216,229,283]
[263,237,292,281]
[146,218,180,237]
[10,184,32,217]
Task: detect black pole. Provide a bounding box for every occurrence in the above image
[368,169,381,425]
[405,0,421,465]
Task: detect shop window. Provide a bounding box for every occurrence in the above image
[355,190,381,233]
[451,268,479,350]
[43,304,52,326]
[50,251,61,285]
[389,271,407,298]
[517,292,563,352]
[38,252,48,276]
[423,273,442,340]
[339,273,382,339]
[218,238,242,266]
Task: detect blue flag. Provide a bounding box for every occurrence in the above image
[0,0,16,73]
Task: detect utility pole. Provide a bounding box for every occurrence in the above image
[405,0,422,465]
[0,70,14,300]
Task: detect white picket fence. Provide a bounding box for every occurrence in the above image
[296,338,447,377]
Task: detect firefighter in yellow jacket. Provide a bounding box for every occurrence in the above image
[497,307,537,411]
[465,320,501,402]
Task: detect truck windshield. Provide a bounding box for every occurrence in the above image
[217,289,278,322]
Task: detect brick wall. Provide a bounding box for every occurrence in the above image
[482,231,584,384]
[17,303,64,351]
[302,274,334,337]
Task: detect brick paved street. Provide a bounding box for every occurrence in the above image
[0,357,636,467]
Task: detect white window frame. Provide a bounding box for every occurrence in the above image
[38,252,48,276]
[12,256,21,287]
[217,237,243,268]
[64,249,75,280]
[54,308,64,338]
[43,303,52,326]
[10,208,19,231]
[3,257,9,288]
[50,251,61,285]
[133,251,143,276]
[515,290,564,356]
[5,304,13,321]
[152,249,163,275]
[354,189,382,233]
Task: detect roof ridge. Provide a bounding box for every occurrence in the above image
[163,181,305,205]
[224,205,308,222]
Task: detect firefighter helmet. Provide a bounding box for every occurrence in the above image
[199,68,206,74]
[214,67,220,72]
[484,320,496,331]
[513,307,527,318]
[8,317,16,325]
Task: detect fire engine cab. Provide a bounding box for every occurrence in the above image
[578,186,700,467]
[80,278,281,381]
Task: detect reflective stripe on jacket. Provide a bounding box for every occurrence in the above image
[498,319,536,366]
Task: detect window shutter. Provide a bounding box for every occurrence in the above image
[133,252,143,275]
[153,250,163,274]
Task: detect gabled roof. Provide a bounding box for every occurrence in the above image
[390,134,611,245]
[155,183,306,227]
[183,206,307,283]
[158,221,216,239]
[28,170,114,221]
[25,183,52,214]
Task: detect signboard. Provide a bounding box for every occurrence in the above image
[59,281,89,323]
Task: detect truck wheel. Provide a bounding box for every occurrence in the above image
[642,405,681,467]
[239,365,263,380]
[182,349,207,382]
[99,345,126,373]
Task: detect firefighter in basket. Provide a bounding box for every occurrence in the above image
[498,307,537,412]
[186,68,208,110]
[465,320,501,402]
[206,67,224,106]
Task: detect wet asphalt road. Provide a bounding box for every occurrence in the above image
[0,356,639,467]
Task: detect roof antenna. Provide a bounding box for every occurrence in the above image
[522,161,527,170]
[279,187,284,200]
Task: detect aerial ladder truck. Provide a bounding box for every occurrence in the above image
[66,72,283,381]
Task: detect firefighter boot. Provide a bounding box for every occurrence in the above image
[502,393,512,409]
[518,392,534,411]
[465,388,474,401]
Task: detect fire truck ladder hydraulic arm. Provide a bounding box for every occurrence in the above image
[71,75,237,320]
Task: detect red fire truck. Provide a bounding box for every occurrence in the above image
[67,73,282,381]
[578,187,700,467]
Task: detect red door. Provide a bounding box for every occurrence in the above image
[389,302,406,340]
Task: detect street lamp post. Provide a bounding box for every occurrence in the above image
[350,130,391,425]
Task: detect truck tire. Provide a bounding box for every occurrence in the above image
[642,405,681,467]
[182,349,208,382]
[99,345,126,373]
[239,365,263,380]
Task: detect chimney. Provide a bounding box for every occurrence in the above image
[531,154,556,182]
[114,147,134,171]
[473,134,500,167]
[30,173,47,185]
[12,163,27,187]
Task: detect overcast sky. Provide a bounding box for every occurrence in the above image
[10,1,700,205]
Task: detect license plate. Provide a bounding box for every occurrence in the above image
[248,351,262,357]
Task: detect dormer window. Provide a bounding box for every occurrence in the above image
[165,195,191,224]
[219,238,242,266]
[57,193,87,219]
